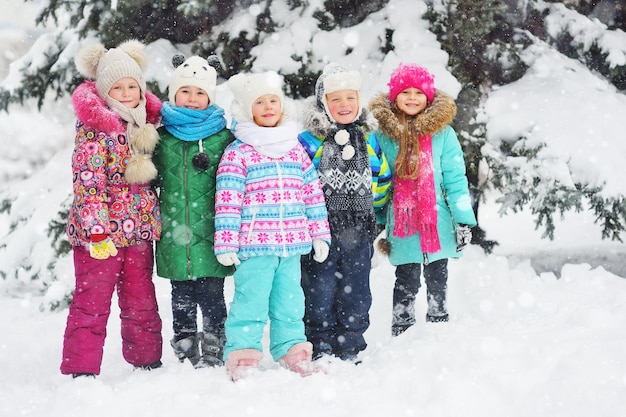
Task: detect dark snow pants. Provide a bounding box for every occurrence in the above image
[170,277,226,342]
[392,259,448,335]
[60,244,162,375]
[301,234,373,360]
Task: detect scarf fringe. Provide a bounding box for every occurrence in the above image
[418,223,441,254]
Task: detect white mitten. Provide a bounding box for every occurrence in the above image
[312,239,330,263]
[216,252,241,266]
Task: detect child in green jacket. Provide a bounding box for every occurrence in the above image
[153,55,234,367]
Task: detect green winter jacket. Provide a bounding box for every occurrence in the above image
[153,126,235,280]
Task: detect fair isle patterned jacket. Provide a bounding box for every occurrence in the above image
[66,81,162,248]
[213,140,331,260]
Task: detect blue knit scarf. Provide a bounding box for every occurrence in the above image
[161,102,227,141]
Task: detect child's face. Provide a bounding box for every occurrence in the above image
[108,77,141,108]
[252,94,282,127]
[395,87,428,116]
[175,86,210,110]
[326,89,359,124]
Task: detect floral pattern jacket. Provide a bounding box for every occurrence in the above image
[66,81,162,248]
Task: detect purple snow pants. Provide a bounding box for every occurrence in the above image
[60,243,163,375]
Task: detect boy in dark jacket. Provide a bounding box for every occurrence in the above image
[153,55,234,368]
[298,63,391,361]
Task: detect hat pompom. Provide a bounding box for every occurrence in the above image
[76,43,106,79]
[172,54,186,68]
[118,39,147,71]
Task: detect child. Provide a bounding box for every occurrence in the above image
[61,40,163,377]
[153,55,234,368]
[298,63,391,361]
[214,71,331,380]
[369,63,476,336]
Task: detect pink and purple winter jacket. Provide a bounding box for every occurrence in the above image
[214,140,331,260]
[66,81,162,248]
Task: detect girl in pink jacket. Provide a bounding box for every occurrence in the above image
[60,40,163,378]
[214,72,331,380]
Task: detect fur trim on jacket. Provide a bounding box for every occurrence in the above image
[301,96,378,136]
[368,90,457,142]
[72,80,162,132]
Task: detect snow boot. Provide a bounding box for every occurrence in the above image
[392,298,416,337]
[198,332,225,368]
[426,312,449,323]
[225,349,263,382]
[135,360,163,371]
[426,296,449,323]
[170,334,201,367]
[278,342,326,377]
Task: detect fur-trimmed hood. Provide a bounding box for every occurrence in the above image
[72,80,162,132]
[301,96,378,137]
[368,90,457,140]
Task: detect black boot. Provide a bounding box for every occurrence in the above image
[135,360,163,371]
[198,332,225,367]
[170,334,201,367]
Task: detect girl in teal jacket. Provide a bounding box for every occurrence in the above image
[369,63,476,336]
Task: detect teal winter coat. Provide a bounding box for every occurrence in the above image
[153,126,235,280]
[369,91,477,265]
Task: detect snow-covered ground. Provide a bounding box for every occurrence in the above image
[1,1,625,416]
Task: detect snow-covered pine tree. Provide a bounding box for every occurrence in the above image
[426,0,626,242]
[2,0,625,310]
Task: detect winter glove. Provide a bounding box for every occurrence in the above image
[312,238,330,263]
[216,252,241,266]
[89,234,118,260]
[455,224,472,252]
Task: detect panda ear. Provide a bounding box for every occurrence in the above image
[206,55,223,72]
[172,54,186,68]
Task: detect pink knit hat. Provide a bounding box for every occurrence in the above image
[388,63,436,103]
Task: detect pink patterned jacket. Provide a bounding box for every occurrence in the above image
[66,81,162,248]
[214,140,331,259]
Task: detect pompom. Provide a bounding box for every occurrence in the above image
[341,144,355,160]
[377,238,391,256]
[334,129,349,145]
[131,124,159,153]
[125,154,157,184]
[118,39,147,71]
[192,152,211,171]
[172,54,185,68]
[75,43,106,79]
[207,55,223,72]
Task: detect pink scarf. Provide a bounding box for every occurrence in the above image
[392,133,441,253]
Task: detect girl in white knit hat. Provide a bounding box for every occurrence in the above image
[61,40,163,378]
[214,71,331,381]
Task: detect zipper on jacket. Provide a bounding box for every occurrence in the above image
[247,206,259,244]
[275,161,287,257]
[184,144,192,278]
[423,253,429,265]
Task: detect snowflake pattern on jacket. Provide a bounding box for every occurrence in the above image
[66,81,162,248]
[214,140,331,259]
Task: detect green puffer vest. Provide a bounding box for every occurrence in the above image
[154,127,235,280]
